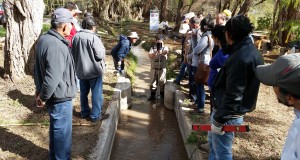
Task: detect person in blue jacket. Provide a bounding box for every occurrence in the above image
[207,25,229,90]
[111,32,138,74]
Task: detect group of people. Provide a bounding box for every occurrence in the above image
[32,1,300,158]
[34,2,110,159]
[173,10,300,160]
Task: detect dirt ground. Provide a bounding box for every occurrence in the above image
[0,20,295,160]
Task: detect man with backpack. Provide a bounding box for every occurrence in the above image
[111,32,139,75]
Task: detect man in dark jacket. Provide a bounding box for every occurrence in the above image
[34,8,77,159]
[72,16,109,122]
[209,15,264,159]
[111,32,138,75]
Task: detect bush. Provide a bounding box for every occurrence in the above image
[257,14,271,30]
[42,24,51,33]
[0,26,5,37]
[125,51,138,83]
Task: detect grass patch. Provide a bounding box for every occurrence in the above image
[0,26,6,37]
[186,131,208,145]
[42,24,51,33]
[125,51,138,83]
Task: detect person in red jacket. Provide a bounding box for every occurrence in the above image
[64,2,82,46]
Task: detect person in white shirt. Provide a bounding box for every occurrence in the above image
[256,53,300,160]
[148,35,169,101]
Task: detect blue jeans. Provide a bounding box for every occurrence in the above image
[48,100,73,160]
[189,65,196,100]
[112,55,124,73]
[196,82,205,109]
[175,62,187,84]
[208,111,244,160]
[80,76,103,121]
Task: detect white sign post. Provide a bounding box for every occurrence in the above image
[150,10,159,33]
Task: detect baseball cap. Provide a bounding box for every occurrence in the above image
[53,8,73,23]
[256,53,300,97]
[190,17,201,24]
[223,9,232,17]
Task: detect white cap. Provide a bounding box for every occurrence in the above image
[74,4,82,14]
[184,12,195,19]
[179,23,190,34]
[128,32,139,39]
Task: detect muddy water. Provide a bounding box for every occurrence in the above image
[110,97,188,160]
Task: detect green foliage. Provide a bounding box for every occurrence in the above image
[166,53,177,79]
[141,37,155,51]
[42,24,51,33]
[126,51,138,83]
[0,26,6,37]
[186,131,208,145]
[282,20,300,43]
[257,14,272,30]
[186,131,199,144]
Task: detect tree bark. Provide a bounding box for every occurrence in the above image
[160,0,168,21]
[3,0,44,81]
[173,0,183,32]
[238,0,253,15]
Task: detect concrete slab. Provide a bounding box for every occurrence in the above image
[174,90,203,160]
[88,76,131,160]
[164,81,178,110]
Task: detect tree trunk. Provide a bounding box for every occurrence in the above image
[93,0,147,21]
[173,0,183,32]
[238,0,253,15]
[3,0,44,81]
[160,0,168,21]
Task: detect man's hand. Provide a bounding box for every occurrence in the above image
[36,95,45,108]
[211,120,225,135]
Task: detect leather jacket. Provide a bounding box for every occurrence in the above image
[211,37,264,124]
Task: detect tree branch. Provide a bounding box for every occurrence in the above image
[254,0,266,6]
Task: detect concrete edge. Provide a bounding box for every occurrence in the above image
[174,90,203,160]
[88,75,131,160]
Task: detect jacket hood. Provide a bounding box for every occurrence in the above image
[48,29,70,46]
[119,35,129,41]
[224,37,253,55]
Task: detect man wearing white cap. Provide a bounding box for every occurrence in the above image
[256,53,300,160]
[111,32,139,75]
[65,2,82,45]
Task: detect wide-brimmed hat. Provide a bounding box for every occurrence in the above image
[128,32,139,39]
[74,4,82,14]
[256,53,300,97]
[184,12,195,19]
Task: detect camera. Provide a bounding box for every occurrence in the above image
[156,42,163,51]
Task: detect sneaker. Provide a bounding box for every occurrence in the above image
[89,113,110,122]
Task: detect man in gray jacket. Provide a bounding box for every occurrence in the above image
[72,16,109,122]
[34,8,77,159]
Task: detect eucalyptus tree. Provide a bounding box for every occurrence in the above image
[3,0,44,81]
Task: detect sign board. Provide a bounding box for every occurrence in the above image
[150,10,159,32]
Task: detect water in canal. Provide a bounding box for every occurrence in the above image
[110,97,188,160]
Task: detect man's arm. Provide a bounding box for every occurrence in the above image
[93,36,106,61]
[192,36,208,55]
[39,49,67,101]
[213,58,248,124]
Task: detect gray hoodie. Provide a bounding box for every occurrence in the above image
[34,29,77,103]
[72,30,106,79]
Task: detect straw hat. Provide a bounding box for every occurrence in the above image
[128,32,139,39]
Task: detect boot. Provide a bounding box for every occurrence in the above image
[160,91,164,99]
[148,91,156,101]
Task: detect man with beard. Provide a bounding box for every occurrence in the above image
[256,53,300,160]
